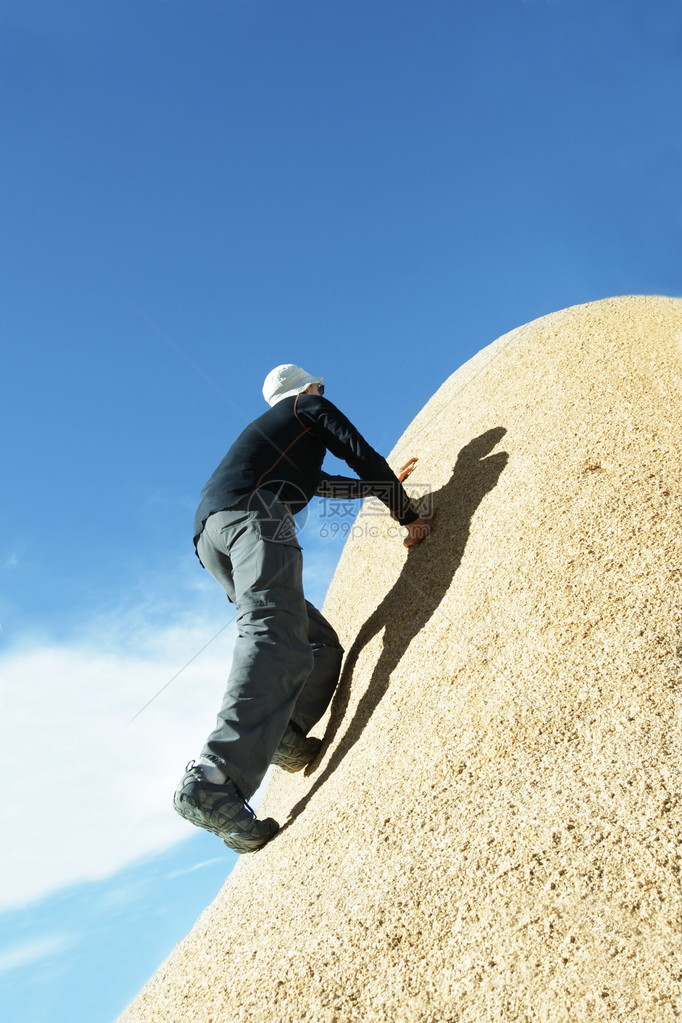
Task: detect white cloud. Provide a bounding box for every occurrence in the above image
[164,857,224,880]
[0,934,76,975]
[0,604,237,912]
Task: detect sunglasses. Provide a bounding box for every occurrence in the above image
[318,383,325,396]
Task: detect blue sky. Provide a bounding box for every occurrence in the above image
[1,0,680,1019]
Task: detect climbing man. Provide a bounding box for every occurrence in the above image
[173,364,434,853]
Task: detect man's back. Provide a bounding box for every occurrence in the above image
[194,393,418,544]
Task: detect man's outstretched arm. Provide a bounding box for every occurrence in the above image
[299,396,433,546]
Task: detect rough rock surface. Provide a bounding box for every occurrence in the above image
[119,296,681,1023]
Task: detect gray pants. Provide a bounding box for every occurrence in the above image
[196,491,344,799]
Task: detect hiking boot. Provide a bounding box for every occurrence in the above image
[271,724,322,773]
[173,760,279,854]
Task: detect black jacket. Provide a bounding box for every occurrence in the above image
[193,393,419,544]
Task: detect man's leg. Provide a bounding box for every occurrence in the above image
[268,602,344,773]
[198,500,314,800]
[289,601,344,735]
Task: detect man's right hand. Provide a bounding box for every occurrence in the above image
[403,510,435,549]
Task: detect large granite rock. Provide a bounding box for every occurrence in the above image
[120,295,681,1023]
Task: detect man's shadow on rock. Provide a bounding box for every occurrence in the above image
[283,427,508,829]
